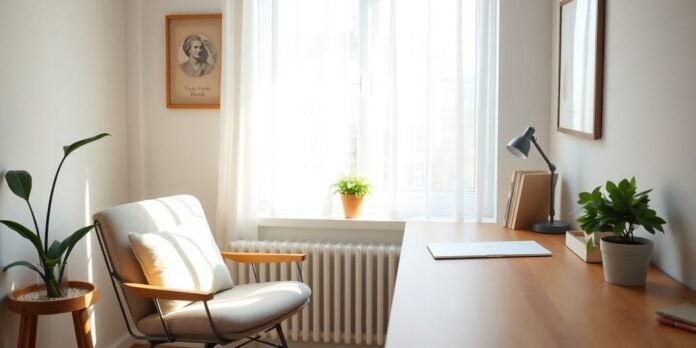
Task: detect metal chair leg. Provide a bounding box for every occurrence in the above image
[275,324,288,348]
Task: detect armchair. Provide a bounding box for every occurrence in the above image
[93,195,310,348]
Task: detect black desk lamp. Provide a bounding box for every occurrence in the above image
[506,126,569,234]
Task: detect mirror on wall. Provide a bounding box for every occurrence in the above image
[557,0,605,139]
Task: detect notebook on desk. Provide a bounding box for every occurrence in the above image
[427,241,552,260]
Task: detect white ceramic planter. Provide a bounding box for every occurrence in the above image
[600,236,653,286]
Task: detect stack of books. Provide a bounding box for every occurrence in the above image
[502,170,557,230]
[656,302,696,333]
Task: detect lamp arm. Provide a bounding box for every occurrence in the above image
[530,136,557,223]
[530,136,556,172]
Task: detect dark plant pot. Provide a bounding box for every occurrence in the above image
[600,236,653,286]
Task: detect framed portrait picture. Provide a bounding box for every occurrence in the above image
[166,14,222,109]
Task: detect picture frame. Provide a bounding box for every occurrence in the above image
[557,0,605,139]
[166,14,222,109]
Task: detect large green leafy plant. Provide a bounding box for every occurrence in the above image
[576,177,666,245]
[1,133,109,297]
[332,175,371,197]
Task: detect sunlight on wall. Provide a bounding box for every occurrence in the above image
[137,197,202,230]
[84,176,93,284]
[84,176,97,345]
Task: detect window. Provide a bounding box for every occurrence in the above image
[246,0,497,221]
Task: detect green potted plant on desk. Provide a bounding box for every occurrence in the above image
[1,133,109,298]
[332,175,371,219]
[576,177,666,286]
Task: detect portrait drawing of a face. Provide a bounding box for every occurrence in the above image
[179,34,216,77]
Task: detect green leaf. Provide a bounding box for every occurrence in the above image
[332,175,371,197]
[605,180,618,196]
[635,189,652,198]
[2,261,45,277]
[618,178,630,191]
[578,192,591,204]
[46,240,65,260]
[42,257,62,268]
[5,170,32,200]
[60,225,94,265]
[62,133,110,157]
[0,220,44,257]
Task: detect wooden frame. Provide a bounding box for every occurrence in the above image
[557,0,605,139]
[123,282,214,301]
[166,14,222,109]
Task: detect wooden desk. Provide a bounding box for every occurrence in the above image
[386,223,696,347]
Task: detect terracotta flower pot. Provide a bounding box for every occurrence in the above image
[341,194,364,219]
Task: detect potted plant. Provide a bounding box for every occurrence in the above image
[332,175,371,219]
[576,177,666,286]
[1,133,109,298]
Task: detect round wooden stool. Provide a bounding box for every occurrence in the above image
[7,281,100,348]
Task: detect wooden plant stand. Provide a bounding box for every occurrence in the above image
[7,281,99,348]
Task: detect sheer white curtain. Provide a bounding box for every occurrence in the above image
[220,0,498,227]
[216,0,259,247]
[361,0,498,221]
[475,0,498,221]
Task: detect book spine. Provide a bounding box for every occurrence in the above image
[656,315,696,333]
[503,170,517,227]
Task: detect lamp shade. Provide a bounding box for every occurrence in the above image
[506,126,536,159]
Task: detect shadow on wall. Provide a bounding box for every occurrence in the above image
[0,168,3,262]
[662,185,693,290]
[559,177,580,227]
[0,168,24,347]
[0,167,10,348]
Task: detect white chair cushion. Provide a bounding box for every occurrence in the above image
[128,219,234,314]
[137,281,311,340]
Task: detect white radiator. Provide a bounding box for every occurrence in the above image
[228,240,401,346]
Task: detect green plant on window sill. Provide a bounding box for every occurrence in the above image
[332,175,371,197]
[1,133,109,298]
[576,177,666,248]
[332,175,371,219]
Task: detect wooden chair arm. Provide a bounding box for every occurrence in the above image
[122,282,214,302]
[221,252,307,263]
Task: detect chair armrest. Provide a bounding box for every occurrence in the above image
[123,282,214,302]
[221,252,307,263]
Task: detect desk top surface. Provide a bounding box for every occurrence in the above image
[385,222,696,347]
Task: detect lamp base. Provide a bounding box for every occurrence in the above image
[532,220,570,234]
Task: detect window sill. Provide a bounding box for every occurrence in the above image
[257,216,406,232]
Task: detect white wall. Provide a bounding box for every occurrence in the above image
[126,0,223,223]
[550,0,696,290]
[496,0,554,221]
[0,0,129,347]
